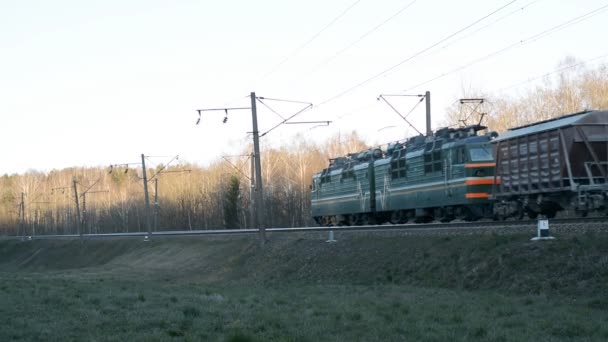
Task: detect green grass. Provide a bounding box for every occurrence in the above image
[0,232,607,341]
[1,275,607,341]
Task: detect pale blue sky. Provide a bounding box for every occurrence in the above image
[1,0,607,174]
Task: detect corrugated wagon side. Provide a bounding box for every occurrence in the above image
[491,110,608,218]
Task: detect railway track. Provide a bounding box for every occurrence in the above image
[1,216,607,241]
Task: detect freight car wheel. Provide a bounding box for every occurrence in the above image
[493,213,506,221]
[516,203,525,220]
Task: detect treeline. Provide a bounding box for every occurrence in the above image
[0,133,367,235]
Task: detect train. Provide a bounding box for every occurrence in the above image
[311,110,608,225]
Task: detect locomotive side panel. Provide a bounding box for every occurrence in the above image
[311,167,371,219]
[383,139,495,222]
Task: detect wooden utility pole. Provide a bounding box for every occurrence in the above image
[250,92,266,246]
[72,179,82,239]
[141,154,152,240]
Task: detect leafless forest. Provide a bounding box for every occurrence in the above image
[2,59,606,235]
[0,134,368,235]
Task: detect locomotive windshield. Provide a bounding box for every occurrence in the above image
[469,146,493,161]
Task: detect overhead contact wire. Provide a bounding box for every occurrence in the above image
[434,0,541,54]
[498,52,608,92]
[308,0,417,74]
[257,0,363,83]
[403,3,608,92]
[316,0,519,107]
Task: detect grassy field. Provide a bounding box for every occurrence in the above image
[1,231,607,341]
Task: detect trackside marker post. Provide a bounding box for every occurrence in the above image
[531,217,555,241]
[326,230,337,243]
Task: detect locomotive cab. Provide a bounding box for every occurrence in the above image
[462,141,498,219]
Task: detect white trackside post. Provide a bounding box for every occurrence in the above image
[531,216,555,241]
[326,230,337,243]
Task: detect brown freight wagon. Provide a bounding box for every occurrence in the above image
[491,110,608,219]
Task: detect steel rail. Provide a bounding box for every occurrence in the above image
[1,217,605,241]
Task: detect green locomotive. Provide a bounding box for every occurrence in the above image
[311,124,498,225]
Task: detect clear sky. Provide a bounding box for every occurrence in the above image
[1,0,607,175]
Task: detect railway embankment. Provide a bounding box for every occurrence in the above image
[1,231,607,299]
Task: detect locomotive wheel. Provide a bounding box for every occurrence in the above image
[415,216,433,223]
[440,216,454,223]
[389,211,399,224]
[360,215,370,226]
[462,207,478,221]
[389,211,408,224]
[438,207,454,222]
[341,215,352,226]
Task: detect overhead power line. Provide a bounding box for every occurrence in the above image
[432,0,541,56]
[316,0,518,107]
[257,0,363,83]
[308,0,417,75]
[291,101,380,137]
[403,3,608,92]
[498,52,608,92]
